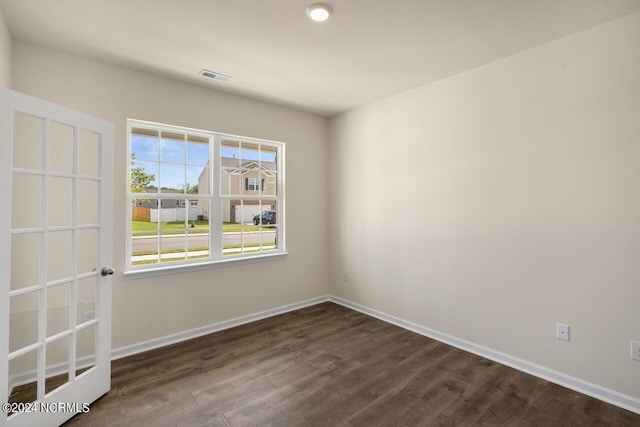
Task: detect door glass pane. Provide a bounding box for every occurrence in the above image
[11,233,41,291]
[9,291,39,353]
[47,231,72,282]
[77,228,98,275]
[77,128,100,177]
[46,283,70,338]
[12,173,42,229]
[13,112,43,171]
[8,348,39,411]
[47,176,73,227]
[48,121,74,174]
[76,277,96,326]
[77,179,98,225]
[76,325,96,376]
[45,335,70,395]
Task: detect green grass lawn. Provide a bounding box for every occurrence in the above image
[132,221,268,236]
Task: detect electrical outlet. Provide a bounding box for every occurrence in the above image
[82,311,95,322]
[343,272,349,282]
[631,341,640,361]
[556,323,570,342]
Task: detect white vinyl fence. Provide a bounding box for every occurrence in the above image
[150,207,203,223]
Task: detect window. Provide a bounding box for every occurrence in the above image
[127,120,284,273]
[246,177,263,191]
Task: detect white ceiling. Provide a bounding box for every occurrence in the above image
[2,0,640,116]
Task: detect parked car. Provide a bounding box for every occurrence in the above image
[253,210,276,225]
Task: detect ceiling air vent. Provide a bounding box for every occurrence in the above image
[199,69,232,82]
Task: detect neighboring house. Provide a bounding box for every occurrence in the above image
[198,157,277,223]
[133,187,199,209]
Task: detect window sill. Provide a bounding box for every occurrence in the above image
[123,252,288,280]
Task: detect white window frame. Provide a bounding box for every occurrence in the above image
[125,119,286,278]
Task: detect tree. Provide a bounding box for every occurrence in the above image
[185,183,199,194]
[131,154,155,194]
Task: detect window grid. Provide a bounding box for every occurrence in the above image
[127,120,284,271]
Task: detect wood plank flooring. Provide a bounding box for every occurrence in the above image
[65,302,640,426]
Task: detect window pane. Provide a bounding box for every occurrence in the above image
[160,133,185,163]
[188,228,209,261]
[187,165,207,195]
[159,163,185,193]
[160,234,186,263]
[259,201,278,253]
[221,140,241,196]
[131,206,159,266]
[131,161,158,193]
[131,242,158,265]
[241,142,260,161]
[222,200,242,256]
[261,145,278,196]
[131,133,159,162]
[223,200,276,256]
[187,135,209,165]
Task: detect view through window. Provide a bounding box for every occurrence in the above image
[127,120,284,271]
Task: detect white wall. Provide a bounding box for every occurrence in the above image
[0,7,11,88]
[12,41,329,351]
[329,12,640,401]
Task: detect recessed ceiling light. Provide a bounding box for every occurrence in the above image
[199,69,232,82]
[306,3,333,22]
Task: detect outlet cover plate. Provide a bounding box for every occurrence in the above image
[556,323,570,342]
[631,341,640,361]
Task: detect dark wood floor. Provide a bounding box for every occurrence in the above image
[65,302,640,426]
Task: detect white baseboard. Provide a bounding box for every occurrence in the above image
[110,295,331,361]
[328,295,640,416]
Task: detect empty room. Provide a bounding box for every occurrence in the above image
[1,0,639,426]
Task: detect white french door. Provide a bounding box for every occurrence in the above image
[0,89,113,426]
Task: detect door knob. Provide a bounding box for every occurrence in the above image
[100,267,115,276]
